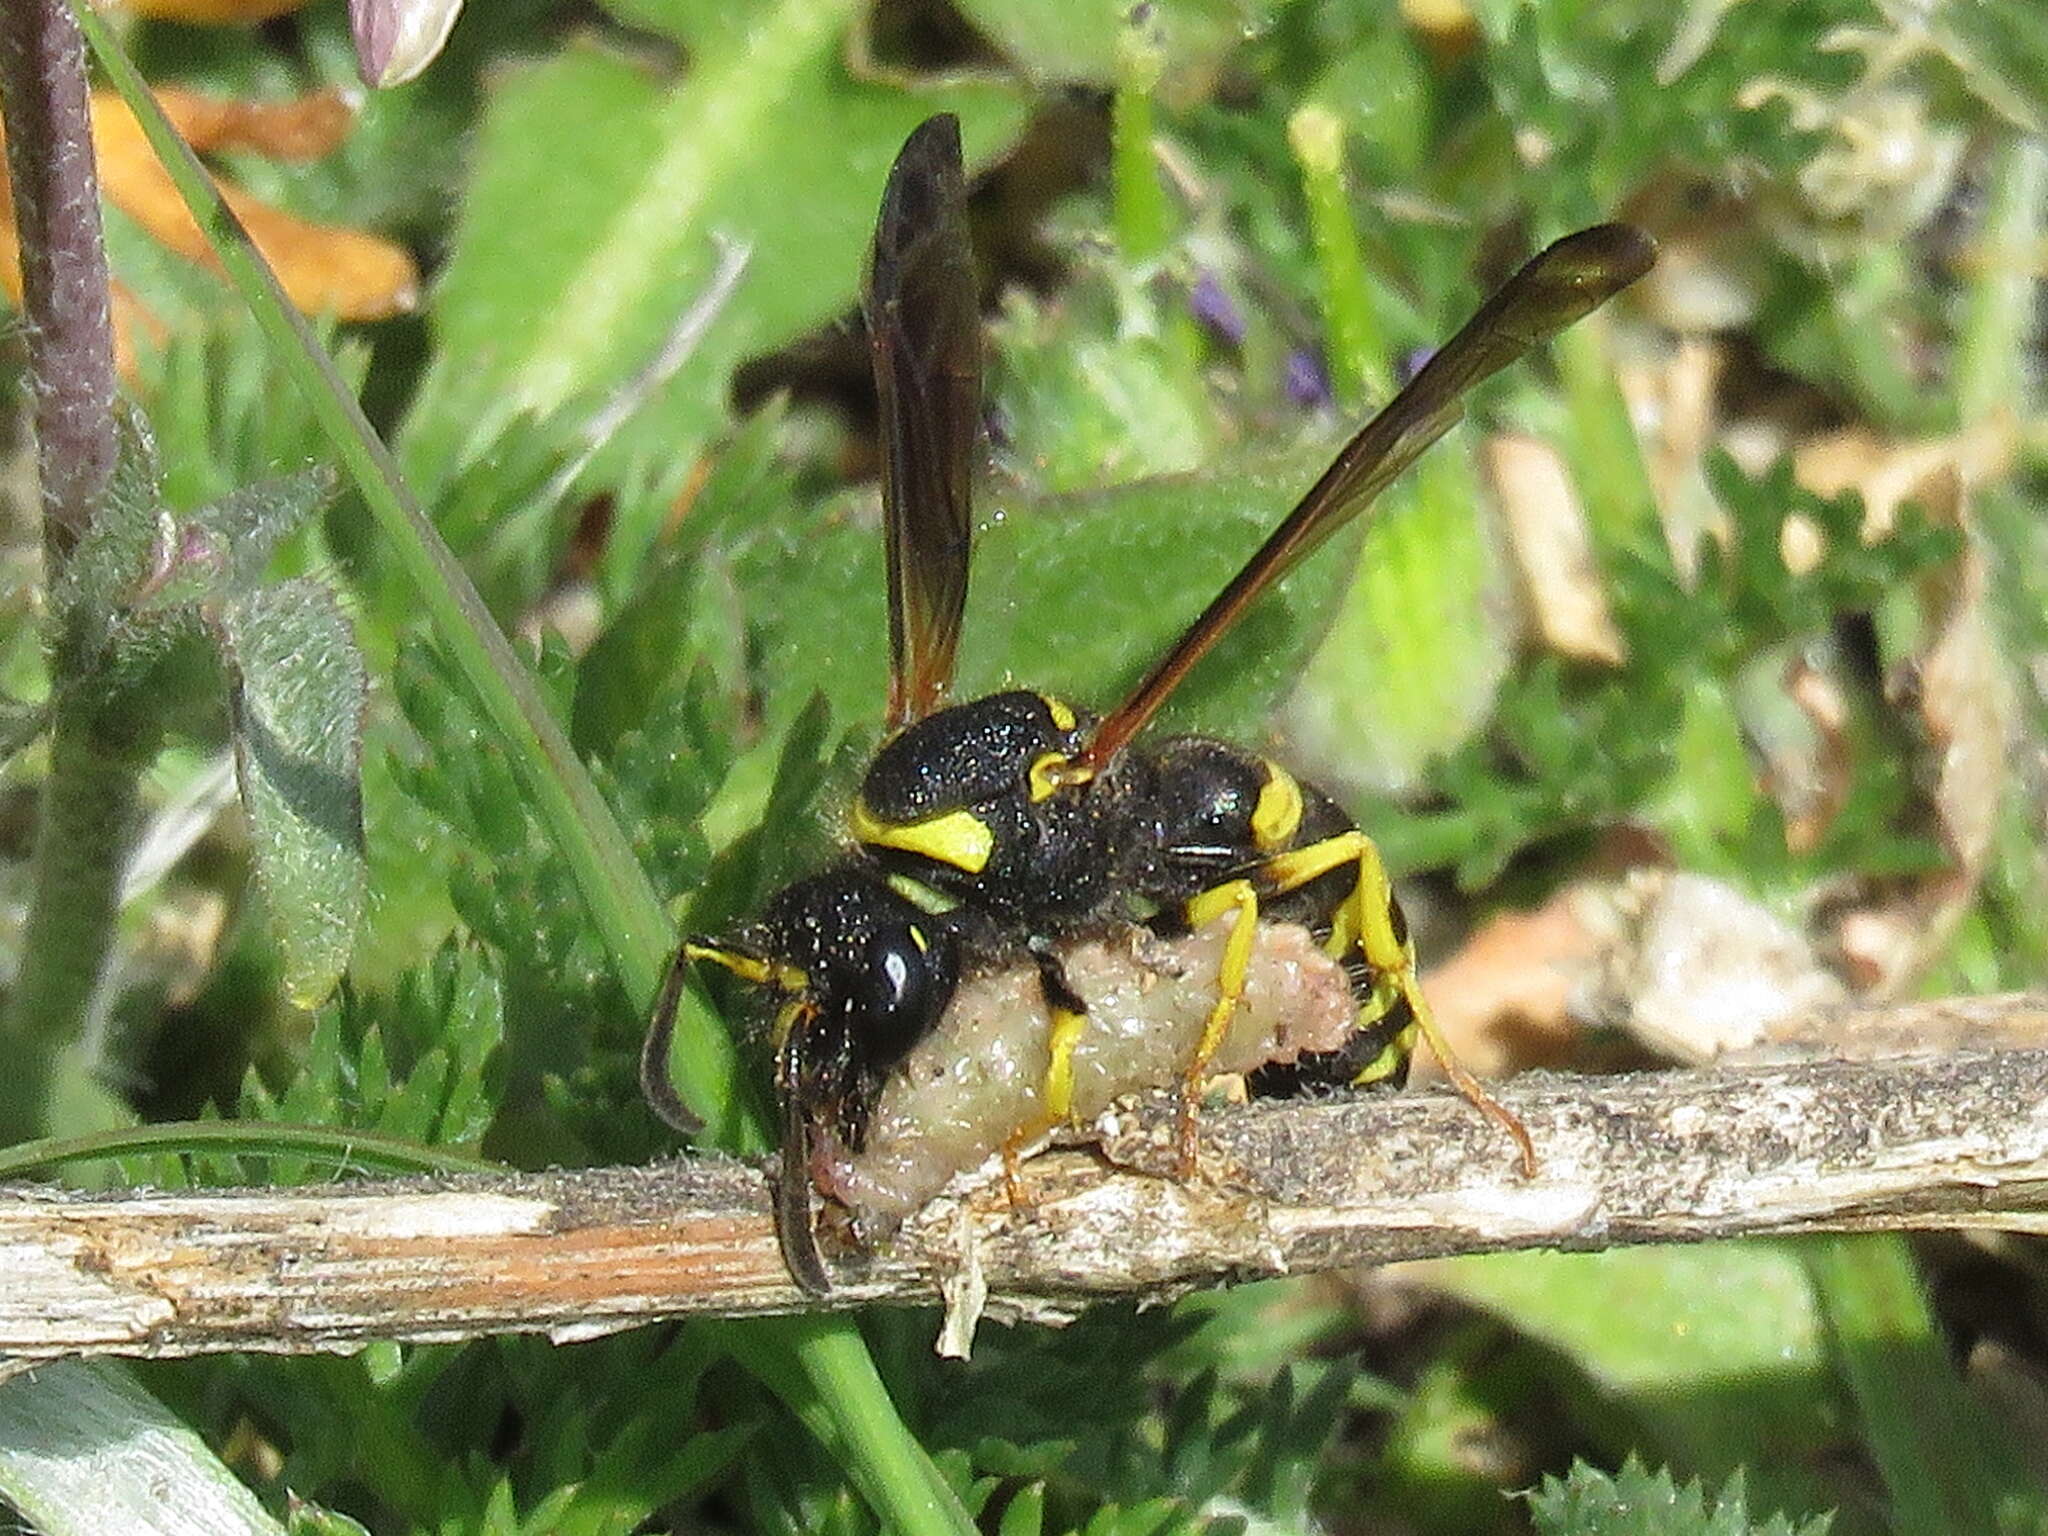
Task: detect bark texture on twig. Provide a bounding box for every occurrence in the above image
[2,995,2046,1360]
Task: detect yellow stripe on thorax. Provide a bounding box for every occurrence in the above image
[850,797,995,874]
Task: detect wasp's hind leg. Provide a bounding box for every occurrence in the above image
[1257,830,1536,1175]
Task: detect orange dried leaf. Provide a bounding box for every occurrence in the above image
[88,89,418,322]
[1418,894,1600,1078]
[153,85,354,161]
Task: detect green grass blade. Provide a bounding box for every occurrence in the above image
[0,1120,502,1180]
[1806,1235,2047,1536]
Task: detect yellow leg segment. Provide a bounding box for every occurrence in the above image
[1042,1005,1088,1124]
[1258,832,1536,1177]
[1008,949,1093,1208]
[1177,878,1261,1174]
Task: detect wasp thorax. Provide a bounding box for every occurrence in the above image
[851,690,1132,925]
[861,691,1086,820]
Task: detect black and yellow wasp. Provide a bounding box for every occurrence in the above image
[644,115,1654,1293]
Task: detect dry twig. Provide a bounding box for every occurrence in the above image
[3,994,2047,1361]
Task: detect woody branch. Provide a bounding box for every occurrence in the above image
[1,993,2045,1362]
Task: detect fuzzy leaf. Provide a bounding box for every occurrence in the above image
[221,579,368,1005]
[195,465,340,586]
[51,409,168,661]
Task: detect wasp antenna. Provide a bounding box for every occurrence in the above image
[640,944,705,1136]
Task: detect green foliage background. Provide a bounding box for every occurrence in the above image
[2,0,2046,1532]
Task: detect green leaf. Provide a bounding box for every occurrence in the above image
[1284,435,1511,796]
[1426,1246,1844,1526]
[951,0,1259,101]
[995,1483,1045,1536]
[134,467,340,614]
[50,409,170,669]
[1804,1236,2048,1536]
[0,695,49,764]
[284,1495,373,1536]
[1896,0,2048,133]
[221,579,368,1006]
[196,466,340,587]
[1524,1456,1833,1536]
[399,14,1027,492]
[740,443,1363,752]
[0,1361,284,1536]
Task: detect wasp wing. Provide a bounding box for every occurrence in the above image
[1070,223,1657,772]
[868,113,982,728]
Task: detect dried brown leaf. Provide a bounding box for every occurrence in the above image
[88,89,419,322]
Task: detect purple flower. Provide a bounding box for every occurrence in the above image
[1285,348,1332,409]
[1188,269,1247,346]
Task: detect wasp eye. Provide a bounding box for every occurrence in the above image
[852,924,954,1071]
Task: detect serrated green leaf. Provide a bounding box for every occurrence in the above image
[141,311,371,513]
[221,579,368,1005]
[1524,1456,1834,1536]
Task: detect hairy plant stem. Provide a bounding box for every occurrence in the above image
[0,699,155,1141]
[0,0,117,561]
[0,0,140,1144]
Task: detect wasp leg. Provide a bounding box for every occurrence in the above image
[1255,832,1536,1176]
[1176,877,1262,1176]
[639,944,706,1136]
[772,1006,834,1296]
[1001,941,1091,1206]
[1029,939,1091,1125]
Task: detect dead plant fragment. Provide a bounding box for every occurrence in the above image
[0,83,417,373]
